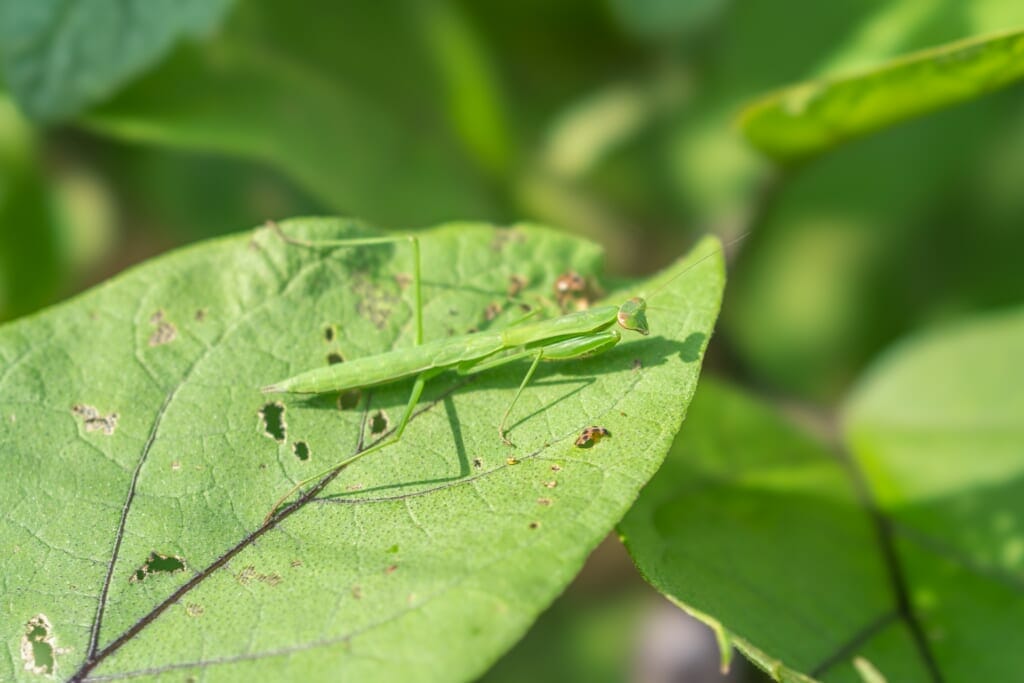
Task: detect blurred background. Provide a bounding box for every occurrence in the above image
[2,1,1023,680]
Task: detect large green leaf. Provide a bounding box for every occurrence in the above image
[620,380,930,682]
[844,307,1024,682]
[79,1,502,227]
[0,0,235,122]
[0,218,724,681]
[621,307,1024,681]
[740,27,1024,161]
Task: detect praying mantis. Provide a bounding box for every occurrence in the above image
[260,223,722,523]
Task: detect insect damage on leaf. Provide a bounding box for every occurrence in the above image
[130,551,186,583]
[21,614,59,675]
[148,310,178,346]
[72,404,119,435]
[338,389,361,410]
[258,402,287,442]
[327,352,344,365]
[293,441,311,461]
[575,426,611,448]
[370,410,389,436]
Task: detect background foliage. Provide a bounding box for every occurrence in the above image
[1,1,1022,681]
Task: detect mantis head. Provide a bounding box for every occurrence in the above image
[616,297,649,335]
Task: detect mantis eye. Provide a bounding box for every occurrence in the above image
[617,297,649,335]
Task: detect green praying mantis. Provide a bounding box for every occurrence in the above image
[260,223,724,524]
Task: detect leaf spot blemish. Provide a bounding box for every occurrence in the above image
[338,389,361,410]
[352,273,399,329]
[293,441,310,461]
[345,483,365,491]
[394,272,412,290]
[21,614,58,675]
[632,358,643,371]
[473,457,483,468]
[236,565,283,587]
[385,564,398,575]
[195,309,206,322]
[185,603,204,618]
[484,302,503,321]
[72,404,119,435]
[258,402,286,442]
[290,559,303,568]
[537,498,552,506]
[370,410,389,436]
[551,464,562,472]
[327,352,344,365]
[130,551,186,583]
[352,585,363,600]
[324,325,335,342]
[529,521,541,530]
[544,481,557,489]
[506,457,520,466]
[575,426,610,449]
[148,310,178,346]
[170,460,181,471]
[507,274,528,298]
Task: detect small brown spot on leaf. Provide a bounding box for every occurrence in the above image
[537,498,552,506]
[507,274,528,298]
[575,426,610,449]
[473,457,483,468]
[529,521,540,530]
[72,404,118,435]
[345,483,365,492]
[185,603,204,617]
[484,302,503,321]
[171,460,181,471]
[395,272,412,290]
[130,551,186,583]
[352,585,363,600]
[324,325,335,342]
[195,309,206,321]
[258,402,286,442]
[236,565,283,587]
[385,564,398,575]
[506,457,519,466]
[148,310,178,346]
[632,359,643,371]
[544,481,557,489]
[327,352,344,365]
[290,559,303,568]
[551,464,562,472]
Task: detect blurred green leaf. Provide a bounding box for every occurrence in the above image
[740,28,1024,161]
[0,95,61,320]
[843,307,1024,682]
[621,379,943,681]
[607,0,728,41]
[0,218,723,681]
[0,0,234,122]
[726,88,1024,400]
[82,9,501,227]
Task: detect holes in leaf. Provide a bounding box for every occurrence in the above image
[258,402,286,442]
[327,352,344,365]
[324,325,335,342]
[72,404,119,435]
[21,614,56,675]
[293,441,310,461]
[370,410,388,436]
[130,551,186,583]
[337,389,361,411]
